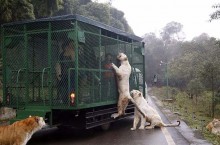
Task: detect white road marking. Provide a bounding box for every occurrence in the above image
[148,96,176,145]
[161,127,176,145]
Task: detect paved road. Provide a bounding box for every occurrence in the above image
[27,97,193,145]
[28,118,188,145]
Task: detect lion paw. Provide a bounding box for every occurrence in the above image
[145,126,154,129]
[111,63,117,68]
[111,113,119,119]
[131,127,136,130]
[139,126,145,130]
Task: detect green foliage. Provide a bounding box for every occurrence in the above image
[160,21,183,41]
[210,3,220,21]
[150,87,220,145]
[82,2,110,25]
[200,61,219,90]
[110,17,124,30]
[120,18,133,34]
[0,0,35,24]
[187,78,204,96]
[32,0,63,18]
[78,0,91,5]
[13,0,35,21]
[109,7,133,33]
[204,131,220,145]
[0,0,13,23]
[144,29,220,96]
[143,33,165,84]
[0,0,132,34]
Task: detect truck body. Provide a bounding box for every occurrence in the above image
[1,15,145,129]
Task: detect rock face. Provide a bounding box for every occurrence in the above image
[0,107,16,125]
[206,118,220,136]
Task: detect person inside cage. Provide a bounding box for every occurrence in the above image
[55,39,75,103]
[101,53,116,98]
[102,53,114,79]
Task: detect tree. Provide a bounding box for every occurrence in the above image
[82,2,110,25]
[64,0,81,15]
[13,0,35,21]
[160,22,184,63]
[32,0,63,18]
[109,17,124,30]
[0,0,133,34]
[160,21,184,42]
[78,0,91,5]
[142,33,165,84]
[0,0,35,24]
[187,78,204,104]
[200,62,219,117]
[109,7,124,30]
[210,3,220,21]
[168,34,219,89]
[168,50,201,89]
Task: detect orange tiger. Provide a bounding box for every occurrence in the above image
[0,116,46,145]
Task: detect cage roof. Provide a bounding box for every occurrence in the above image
[2,14,143,42]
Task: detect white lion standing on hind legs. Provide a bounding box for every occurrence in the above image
[111,53,132,119]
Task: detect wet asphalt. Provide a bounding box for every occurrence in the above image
[27,96,211,145]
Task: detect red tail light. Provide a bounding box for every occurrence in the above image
[70,92,75,104]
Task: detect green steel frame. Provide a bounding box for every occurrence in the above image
[1,15,145,126]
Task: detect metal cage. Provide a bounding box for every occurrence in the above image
[1,15,145,126]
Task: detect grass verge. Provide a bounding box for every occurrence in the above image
[149,87,220,145]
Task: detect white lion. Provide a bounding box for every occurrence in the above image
[130,90,180,130]
[111,53,132,119]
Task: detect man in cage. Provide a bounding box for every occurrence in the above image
[101,53,116,98]
[102,53,114,78]
[55,39,75,103]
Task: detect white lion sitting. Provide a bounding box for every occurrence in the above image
[130,90,180,130]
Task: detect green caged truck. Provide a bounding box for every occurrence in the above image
[1,14,146,129]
